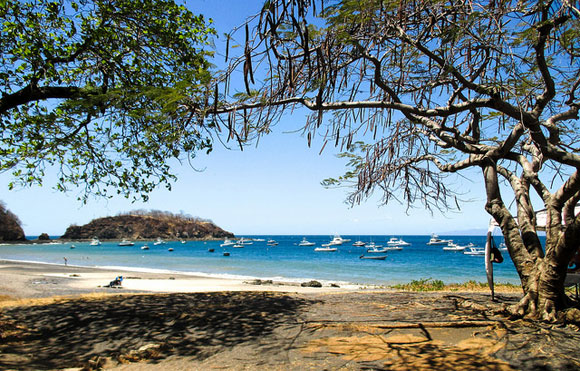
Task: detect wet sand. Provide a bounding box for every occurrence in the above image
[1,260,580,370]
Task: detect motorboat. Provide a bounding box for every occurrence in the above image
[141,245,149,250]
[365,242,383,249]
[223,252,230,256]
[442,242,467,251]
[153,237,166,246]
[314,245,338,252]
[367,246,388,253]
[181,240,187,244]
[499,242,508,251]
[267,239,279,246]
[384,245,403,251]
[168,247,174,252]
[70,245,76,249]
[118,239,134,246]
[328,235,351,245]
[386,237,411,247]
[237,238,253,245]
[360,255,387,260]
[233,244,244,248]
[89,237,101,246]
[298,238,315,246]
[253,238,266,242]
[352,240,366,247]
[220,239,235,247]
[464,247,485,255]
[426,234,453,245]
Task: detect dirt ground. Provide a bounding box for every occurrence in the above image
[2,290,580,370]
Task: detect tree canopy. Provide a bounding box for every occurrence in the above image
[208,0,580,320]
[1,0,215,201]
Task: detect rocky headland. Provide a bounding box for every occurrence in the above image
[0,202,26,241]
[61,211,234,241]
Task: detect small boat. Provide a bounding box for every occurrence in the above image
[141,245,149,250]
[352,240,366,247]
[367,246,388,253]
[360,255,387,260]
[386,237,411,247]
[253,238,266,242]
[426,234,453,245]
[89,237,101,246]
[118,239,134,246]
[328,235,351,245]
[70,245,76,249]
[267,240,279,246]
[223,252,230,256]
[365,242,383,249]
[153,237,166,246]
[499,242,508,251]
[181,240,186,244]
[298,237,315,246]
[232,244,244,248]
[464,247,485,255]
[314,245,338,252]
[220,239,235,247]
[443,242,467,251]
[237,238,253,245]
[384,245,403,251]
[168,247,174,252]
[208,248,215,252]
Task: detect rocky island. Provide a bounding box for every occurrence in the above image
[61,210,234,241]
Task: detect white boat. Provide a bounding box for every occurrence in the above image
[384,245,403,251]
[298,238,315,246]
[443,242,467,251]
[168,247,174,252]
[220,239,235,247]
[70,245,76,249]
[426,234,453,245]
[464,246,485,255]
[141,245,149,250]
[386,237,411,247]
[237,238,253,245]
[328,235,351,245]
[267,240,279,246]
[89,237,101,246]
[499,242,508,251]
[314,245,338,252]
[365,242,383,249]
[181,240,186,244]
[352,240,366,247]
[360,255,387,260]
[232,244,244,248]
[118,239,134,246]
[253,238,266,242]
[153,237,166,245]
[367,246,389,253]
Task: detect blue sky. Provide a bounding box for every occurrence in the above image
[0,0,493,236]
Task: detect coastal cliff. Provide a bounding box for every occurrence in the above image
[61,211,234,240]
[0,202,26,241]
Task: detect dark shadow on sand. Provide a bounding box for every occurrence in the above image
[0,292,316,370]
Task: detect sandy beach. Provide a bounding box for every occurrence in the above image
[0,260,357,303]
[1,260,580,370]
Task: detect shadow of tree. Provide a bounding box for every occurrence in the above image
[0,292,315,370]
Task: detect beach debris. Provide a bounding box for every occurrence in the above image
[330,283,341,288]
[245,279,274,286]
[301,280,322,288]
[117,343,167,364]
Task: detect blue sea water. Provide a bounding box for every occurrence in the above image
[0,235,524,286]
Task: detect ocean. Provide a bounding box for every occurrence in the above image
[0,235,523,286]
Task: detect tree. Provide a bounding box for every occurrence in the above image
[1,0,215,201]
[206,0,580,320]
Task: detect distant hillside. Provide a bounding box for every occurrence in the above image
[0,202,26,241]
[61,211,234,240]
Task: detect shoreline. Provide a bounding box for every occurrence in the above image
[0,259,520,307]
[0,259,362,305]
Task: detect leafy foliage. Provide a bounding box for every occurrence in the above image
[0,0,216,201]
[211,0,580,318]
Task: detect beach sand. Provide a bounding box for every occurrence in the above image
[1,260,580,370]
